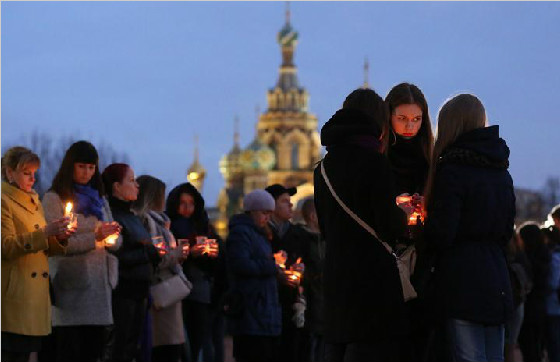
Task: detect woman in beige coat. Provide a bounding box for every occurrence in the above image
[1,147,74,362]
[42,141,122,362]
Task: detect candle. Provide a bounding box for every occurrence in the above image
[64,202,73,216]
[105,234,118,246]
[396,195,412,205]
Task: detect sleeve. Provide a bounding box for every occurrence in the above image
[42,192,96,255]
[1,197,50,260]
[226,227,277,277]
[549,252,560,293]
[424,165,464,251]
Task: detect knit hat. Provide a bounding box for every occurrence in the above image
[243,189,276,212]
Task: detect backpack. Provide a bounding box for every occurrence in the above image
[509,262,533,306]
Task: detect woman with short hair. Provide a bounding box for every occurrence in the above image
[1,146,73,362]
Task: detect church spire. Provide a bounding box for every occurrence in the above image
[286,1,291,25]
[362,57,370,89]
[234,115,240,147]
[187,134,206,191]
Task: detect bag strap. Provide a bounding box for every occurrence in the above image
[320,160,394,255]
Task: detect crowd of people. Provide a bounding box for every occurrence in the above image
[1,83,559,362]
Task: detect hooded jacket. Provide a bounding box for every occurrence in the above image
[424,125,515,324]
[314,108,408,343]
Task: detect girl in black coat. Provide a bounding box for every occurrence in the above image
[384,84,434,362]
[424,94,516,362]
[102,163,161,362]
[314,88,410,362]
[165,182,224,362]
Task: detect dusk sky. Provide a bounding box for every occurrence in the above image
[2,1,559,206]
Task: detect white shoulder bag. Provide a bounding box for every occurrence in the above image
[320,160,417,302]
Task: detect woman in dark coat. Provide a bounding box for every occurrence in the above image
[102,163,161,362]
[165,182,223,362]
[225,189,281,362]
[517,223,551,362]
[313,88,409,362]
[423,94,516,362]
[384,82,434,362]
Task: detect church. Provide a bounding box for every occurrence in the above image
[213,8,321,236]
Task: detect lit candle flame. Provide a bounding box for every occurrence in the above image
[64,202,73,216]
[105,234,118,246]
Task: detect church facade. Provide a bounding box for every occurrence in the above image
[216,11,320,236]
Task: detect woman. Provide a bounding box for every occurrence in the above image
[1,146,73,362]
[517,223,551,362]
[313,88,409,362]
[166,182,222,362]
[424,94,515,362]
[226,189,281,362]
[132,175,187,362]
[543,219,560,362]
[102,163,161,362]
[384,82,433,196]
[385,82,434,362]
[42,141,122,362]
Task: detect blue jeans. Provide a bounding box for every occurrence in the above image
[447,319,505,362]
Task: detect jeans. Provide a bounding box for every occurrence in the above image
[447,319,505,362]
[505,303,524,345]
[308,333,325,362]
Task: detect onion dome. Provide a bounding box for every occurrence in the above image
[187,136,206,188]
[220,117,244,179]
[240,138,276,172]
[277,22,298,48]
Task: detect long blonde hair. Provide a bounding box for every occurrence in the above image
[424,94,487,208]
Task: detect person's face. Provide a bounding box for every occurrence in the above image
[178,193,196,218]
[250,210,272,228]
[113,167,139,201]
[6,163,38,193]
[73,162,96,185]
[554,217,560,230]
[274,193,293,221]
[391,103,423,139]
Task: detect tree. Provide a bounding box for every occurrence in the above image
[2,131,130,196]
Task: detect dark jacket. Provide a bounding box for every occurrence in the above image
[314,108,408,343]
[387,134,429,196]
[424,125,515,325]
[109,196,160,300]
[167,182,220,304]
[226,213,281,336]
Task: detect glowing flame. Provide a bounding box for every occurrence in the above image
[64,202,73,216]
[105,234,118,245]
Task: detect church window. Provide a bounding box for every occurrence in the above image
[291,142,299,169]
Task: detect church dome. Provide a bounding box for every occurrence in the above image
[277,22,298,47]
[240,138,276,172]
[219,144,242,179]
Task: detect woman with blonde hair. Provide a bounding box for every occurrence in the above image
[423,94,516,362]
[1,146,73,362]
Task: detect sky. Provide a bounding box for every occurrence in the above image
[2,1,559,206]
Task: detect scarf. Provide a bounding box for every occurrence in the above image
[74,183,104,220]
[387,135,429,195]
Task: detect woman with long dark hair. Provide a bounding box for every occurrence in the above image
[424,94,515,362]
[1,146,73,362]
[384,83,435,361]
[102,163,160,362]
[42,141,122,362]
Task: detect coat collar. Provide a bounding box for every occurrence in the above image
[2,181,41,213]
